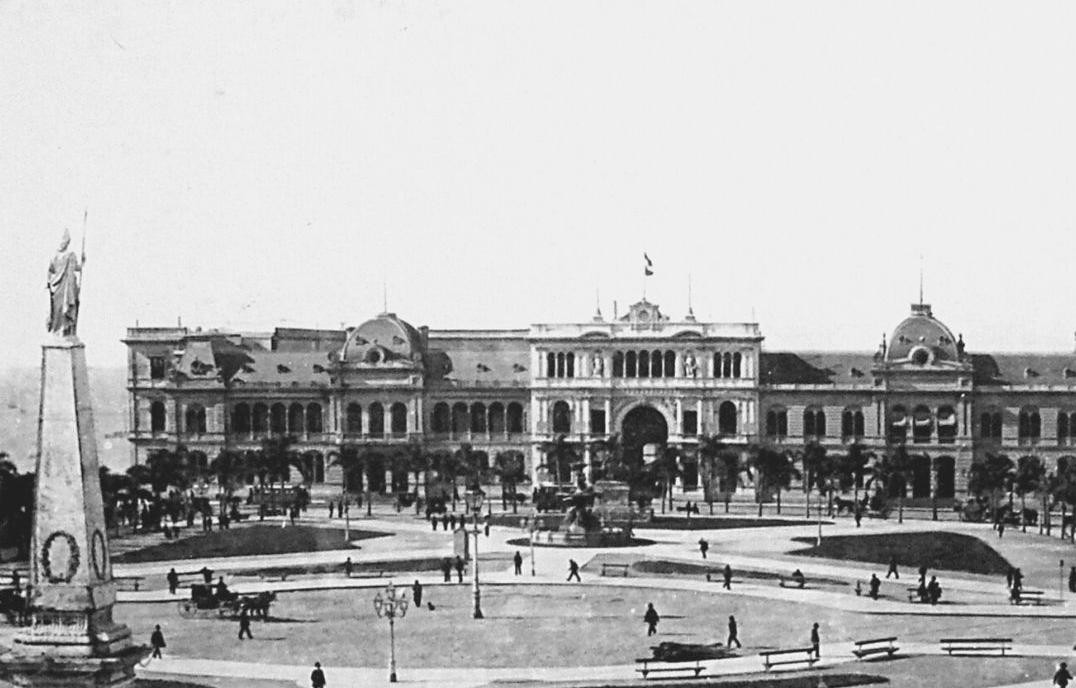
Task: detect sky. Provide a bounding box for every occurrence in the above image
[2,1,1076,369]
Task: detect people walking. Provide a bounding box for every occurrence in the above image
[567,559,581,582]
[726,615,742,649]
[441,513,449,531]
[150,624,166,659]
[311,661,327,688]
[927,576,942,605]
[412,580,423,608]
[869,573,881,600]
[698,538,709,559]
[1055,661,1073,688]
[513,551,523,575]
[643,602,660,636]
[238,608,253,640]
[810,622,820,659]
[441,558,452,583]
[722,564,732,590]
[455,555,464,583]
[167,568,179,595]
[886,556,899,579]
[329,502,334,519]
[1069,567,1076,594]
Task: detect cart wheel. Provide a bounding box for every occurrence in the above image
[178,601,195,618]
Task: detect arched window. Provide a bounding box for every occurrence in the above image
[306,403,323,434]
[185,404,206,435]
[722,352,733,378]
[556,352,566,378]
[713,352,722,378]
[718,401,737,435]
[347,403,363,434]
[638,351,650,378]
[150,400,166,433]
[612,352,624,378]
[232,403,250,434]
[1058,413,1070,444]
[546,352,556,378]
[288,403,304,434]
[732,352,742,378]
[804,408,826,438]
[507,402,524,434]
[888,405,907,443]
[252,403,269,434]
[451,402,468,436]
[369,402,385,437]
[625,351,637,378]
[470,402,487,434]
[566,352,575,378]
[270,403,286,434]
[765,407,788,437]
[488,402,505,434]
[910,454,931,498]
[552,400,572,434]
[980,410,1003,440]
[937,405,956,443]
[841,407,864,440]
[1019,408,1041,442]
[935,456,956,499]
[390,402,407,436]
[651,350,663,378]
[912,405,933,443]
[431,403,450,434]
[664,351,676,378]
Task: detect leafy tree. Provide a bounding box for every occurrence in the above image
[968,452,1015,525]
[1014,455,1045,533]
[493,450,527,513]
[1051,457,1076,541]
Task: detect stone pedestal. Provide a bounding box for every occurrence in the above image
[0,337,146,687]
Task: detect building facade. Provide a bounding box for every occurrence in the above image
[124,299,1076,507]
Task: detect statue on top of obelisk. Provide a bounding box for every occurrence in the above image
[47,228,85,337]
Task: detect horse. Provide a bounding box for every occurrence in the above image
[833,496,868,515]
[241,591,276,619]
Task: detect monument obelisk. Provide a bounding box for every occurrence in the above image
[0,230,146,686]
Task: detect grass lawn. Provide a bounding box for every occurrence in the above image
[115,526,390,564]
[647,516,826,530]
[630,559,849,587]
[137,679,295,688]
[789,532,1012,575]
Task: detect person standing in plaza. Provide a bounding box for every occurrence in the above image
[726,615,741,649]
[1069,566,1076,594]
[238,607,253,640]
[643,603,660,636]
[455,555,465,583]
[722,564,732,590]
[441,513,449,531]
[810,622,821,659]
[441,558,451,583]
[698,538,709,559]
[310,661,327,688]
[1055,661,1073,688]
[344,557,353,578]
[328,501,334,519]
[886,556,899,579]
[200,566,213,585]
[412,580,423,607]
[513,551,523,575]
[167,568,179,595]
[150,624,166,659]
[567,559,581,582]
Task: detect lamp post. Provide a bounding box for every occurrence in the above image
[373,583,409,683]
[465,489,485,619]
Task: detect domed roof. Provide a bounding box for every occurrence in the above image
[885,303,960,365]
[340,312,424,365]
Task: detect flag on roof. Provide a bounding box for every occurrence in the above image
[644,253,653,276]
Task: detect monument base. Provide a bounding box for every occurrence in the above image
[0,644,148,688]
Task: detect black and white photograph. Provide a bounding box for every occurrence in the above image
[3,2,1076,687]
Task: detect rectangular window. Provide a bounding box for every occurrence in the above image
[682,410,698,436]
[149,356,166,380]
[590,409,606,435]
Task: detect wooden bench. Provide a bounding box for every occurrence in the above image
[853,636,898,660]
[779,576,806,589]
[759,647,817,671]
[1010,589,1046,605]
[940,638,1012,656]
[350,570,386,579]
[634,658,704,679]
[258,572,291,582]
[600,563,630,577]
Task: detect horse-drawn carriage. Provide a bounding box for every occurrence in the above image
[178,584,275,619]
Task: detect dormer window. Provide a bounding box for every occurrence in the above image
[1024,367,1039,378]
[910,347,930,365]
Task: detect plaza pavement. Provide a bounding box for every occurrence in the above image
[115,509,1076,686]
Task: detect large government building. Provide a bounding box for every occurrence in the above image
[124,298,1076,508]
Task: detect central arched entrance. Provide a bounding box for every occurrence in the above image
[621,405,669,465]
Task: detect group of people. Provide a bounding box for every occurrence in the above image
[914,566,943,605]
[440,556,466,583]
[1007,566,1026,603]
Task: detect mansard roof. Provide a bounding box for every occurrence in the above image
[425,332,530,388]
[971,353,1076,387]
[760,352,877,386]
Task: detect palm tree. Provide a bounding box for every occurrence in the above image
[397,440,428,514]
[652,445,680,513]
[538,435,577,489]
[493,450,527,513]
[875,445,913,523]
[1052,458,1076,541]
[841,443,873,511]
[209,450,248,519]
[800,442,828,518]
[591,434,629,483]
[1014,455,1045,533]
[968,452,1015,525]
[750,445,799,516]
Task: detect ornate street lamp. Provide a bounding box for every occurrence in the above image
[465,489,485,619]
[373,583,409,683]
